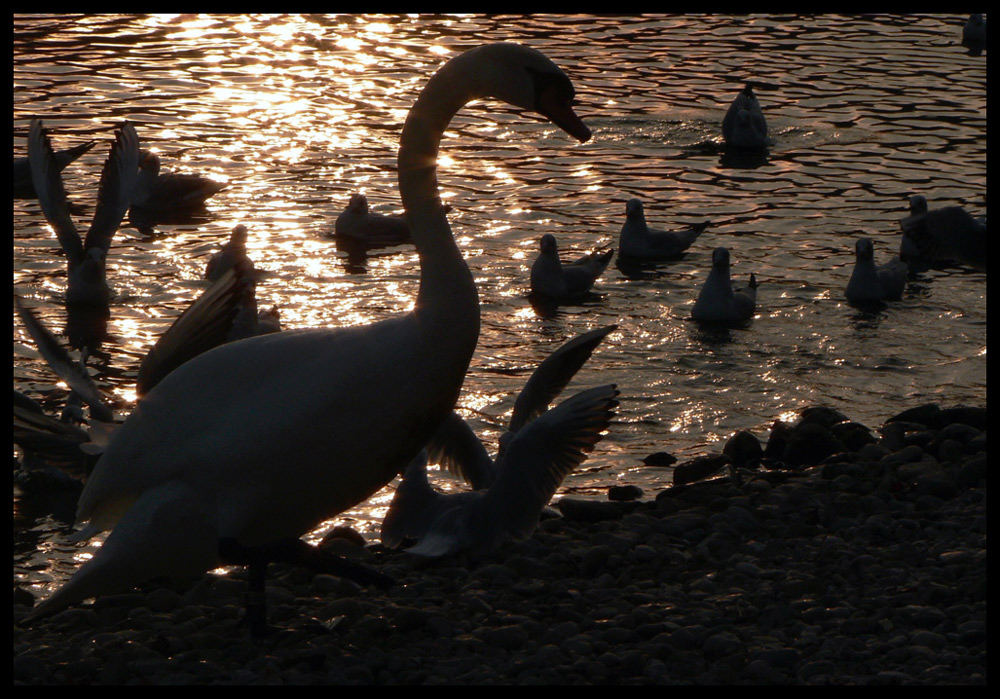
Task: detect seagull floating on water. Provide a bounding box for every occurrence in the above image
[899,194,986,270]
[845,237,908,306]
[618,198,708,261]
[961,14,986,56]
[691,247,758,325]
[722,83,769,149]
[530,233,613,302]
[332,193,413,248]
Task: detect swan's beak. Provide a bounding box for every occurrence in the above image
[537,88,591,143]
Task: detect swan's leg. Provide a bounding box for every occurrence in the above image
[218,537,393,637]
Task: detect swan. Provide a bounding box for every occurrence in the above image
[899,194,986,270]
[530,234,613,301]
[205,224,254,281]
[722,83,768,149]
[382,324,616,549]
[691,247,758,324]
[29,119,140,311]
[618,198,708,261]
[845,237,908,305]
[130,150,227,214]
[386,384,619,557]
[962,14,986,55]
[332,193,413,247]
[15,131,96,199]
[27,42,591,632]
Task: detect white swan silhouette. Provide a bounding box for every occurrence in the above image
[617,198,708,261]
[845,237,908,305]
[28,43,591,628]
[691,247,758,324]
[530,233,613,301]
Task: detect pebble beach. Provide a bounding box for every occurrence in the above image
[13,402,987,685]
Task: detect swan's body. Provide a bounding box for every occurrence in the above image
[899,194,986,270]
[205,224,253,281]
[722,84,768,149]
[387,383,619,557]
[845,237,908,305]
[530,234,613,301]
[618,198,708,260]
[29,119,139,312]
[382,324,616,550]
[962,14,986,55]
[30,42,591,621]
[15,135,96,199]
[130,151,226,214]
[691,247,758,324]
[333,193,412,247]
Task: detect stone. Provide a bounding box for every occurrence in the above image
[672,454,730,485]
[608,484,643,501]
[723,430,763,467]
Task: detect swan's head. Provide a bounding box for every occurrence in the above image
[625,198,644,218]
[347,193,369,214]
[539,233,558,254]
[464,43,591,143]
[855,237,874,261]
[908,194,928,216]
[230,224,248,246]
[711,247,731,269]
[138,151,161,176]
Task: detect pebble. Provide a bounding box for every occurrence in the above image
[12,404,985,685]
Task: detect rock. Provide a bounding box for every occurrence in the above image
[830,421,876,451]
[937,406,987,431]
[557,498,624,523]
[887,404,941,427]
[939,422,981,443]
[723,430,763,467]
[642,451,677,467]
[782,422,844,466]
[608,485,643,501]
[672,454,730,485]
[319,525,367,549]
[799,406,850,428]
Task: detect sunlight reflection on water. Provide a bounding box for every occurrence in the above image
[13,14,986,591]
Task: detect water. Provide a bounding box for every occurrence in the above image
[13,14,987,594]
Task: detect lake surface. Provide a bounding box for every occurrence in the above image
[13,14,987,594]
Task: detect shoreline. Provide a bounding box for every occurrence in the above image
[13,403,987,684]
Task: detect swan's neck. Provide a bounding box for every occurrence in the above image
[398,57,484,349]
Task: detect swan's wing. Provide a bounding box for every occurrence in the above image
[424,410,496,489]
[482,384,619,541]
[508,325,616,434]
[83,122,140,255]
[28,119,83,264]
[135,264,255,397]
[14,296,115,423]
